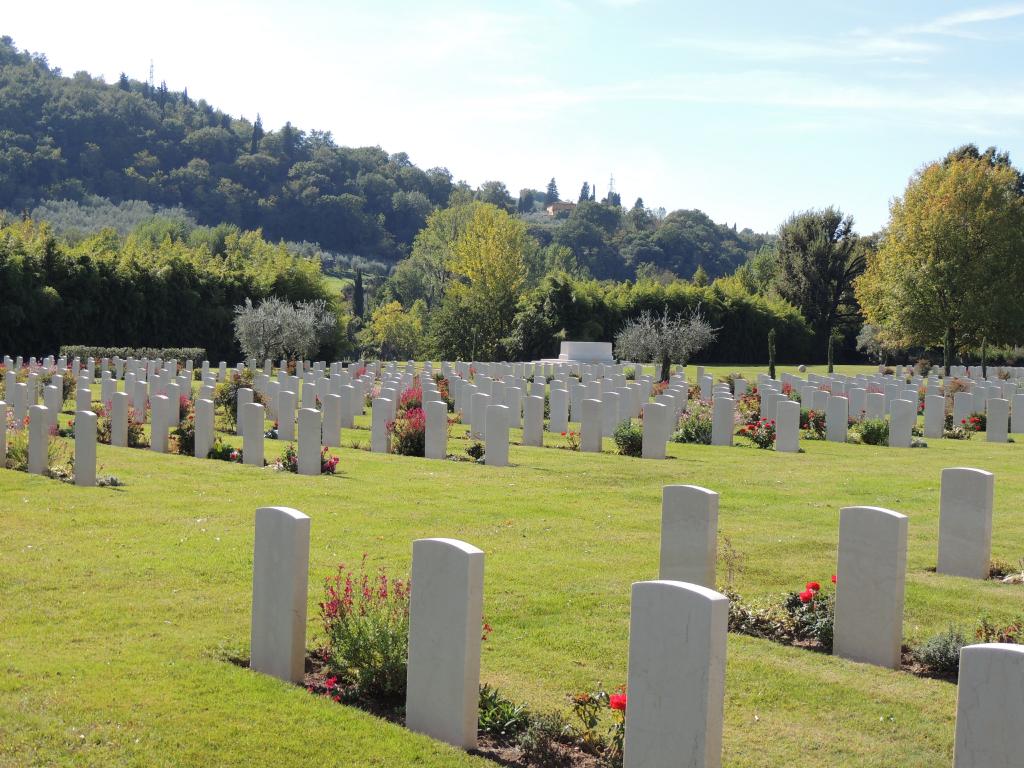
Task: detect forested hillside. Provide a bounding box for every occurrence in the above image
[0,36,765,279]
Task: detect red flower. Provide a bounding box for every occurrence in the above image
[806,581,821,592]
[325,676,337,689]
[609,693,627,711]
[831,574,837,584]
[798,589,814,603]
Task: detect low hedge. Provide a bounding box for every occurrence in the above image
[59,346,208,364]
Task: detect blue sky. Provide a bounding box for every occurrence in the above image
[4,0,1023,233]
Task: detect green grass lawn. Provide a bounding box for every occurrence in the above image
[2,375,1021,767]
[322,274,353,296]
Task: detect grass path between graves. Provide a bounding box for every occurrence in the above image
[3,369,1023,767]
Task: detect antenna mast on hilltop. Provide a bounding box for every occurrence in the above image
[148,60,155,90]
[608,173,616,196]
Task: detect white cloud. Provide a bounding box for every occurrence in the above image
[909,2,1024,35]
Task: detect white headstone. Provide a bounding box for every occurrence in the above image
[194,398,214,458]
[833,506,908,669]
[250,506,310,684]
[888,398,914,448]
[242,402,265,466]
[521,395,543,447]
[923,394,945,438]
[406,538,484,749]
[581,398,602,452]
[826,395,848,443]
[28,404,49,474]
[425,400,448,459]
[485,404,510,466]
[710,397,734,447]
[659,485,718,588]
[986,398,1009,443]
[371,398,391,453]
[74,410,97,486]
[938,468,994,580]
[297,408,322,476]
[953,643,1024,767]
[623,580,728,768]
[278,390,296,441]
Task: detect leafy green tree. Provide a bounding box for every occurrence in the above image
[772,207,864,342]
[692,265,709,287]
[359,300,424,359]
[857,149,1024,374]
[517,188,534,213]
[437,203,530,359]
[579,182,590,202]
[476,180,514,212]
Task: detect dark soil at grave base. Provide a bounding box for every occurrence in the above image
[300,656,607,768]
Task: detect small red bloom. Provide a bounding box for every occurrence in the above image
[806,581,821,592]
[798,589,814,603]
[609,693,627,711]
[831,574,837,584]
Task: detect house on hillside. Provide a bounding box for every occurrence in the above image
[545,201,576,217]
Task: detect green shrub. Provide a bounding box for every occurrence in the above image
[320,560,410,704]
[853,418,889,445]
[466,441,485,461]
[478,684,530,739]
[613,421,643,457]
[672,402,712,444]
[912,626,966,678]
[60,346,206,365]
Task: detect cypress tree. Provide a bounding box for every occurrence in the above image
[353,270,365,317]
[768,328,776,380]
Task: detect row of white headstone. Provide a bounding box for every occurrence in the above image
[248,471,1014,767]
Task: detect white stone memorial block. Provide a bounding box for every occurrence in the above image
[194,398,214,458]
[952,643,1024,768]
[938,468,994,580]
[406,538,485,750]
[986,398,1009,443]
[425,400,448,459]
[548,387,569,433]
[74,410,97,486]
[826,395,848,443]
[1012,393,1024,435]
[42,384,61,430]
[75,387,91,413]
[865,391,884,420]
[338,385,356,428]
[371,398,392,453]
[623,580,728,768]
[321,393,341,448]
[923,394,945,438]
[0,400,6,464]
[250,506,310,684]
[775,400,800,453]
[710,397,734,447]
[242,402,265,466]
[580,398,602,452]
[888,399,914,448]
[659,485,718,588]
[485,404,510,466]
[150,394,169,453]
[470,392,491,440]
[833,506,908,669]
[602,392,621,437]
[28,404,49,475]
[522,395,544,447]
[953,391,974,426]
[237,387,254,436]
[277,390,296,440]
[297,408,322,476]
[641,402,669,460]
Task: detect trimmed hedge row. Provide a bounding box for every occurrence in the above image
[59,346,207,364]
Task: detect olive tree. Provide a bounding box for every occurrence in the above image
[614,306,718,382]
[234,297,335,361]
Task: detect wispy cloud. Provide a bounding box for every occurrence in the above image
[666,34,936,62]
[909,2,1024,35]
